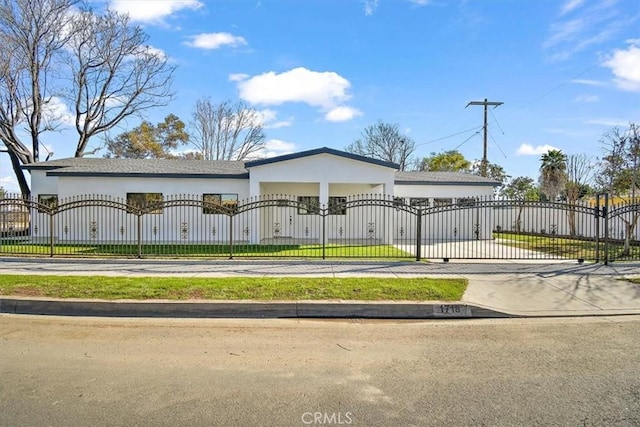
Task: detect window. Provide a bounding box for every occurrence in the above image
[127,193,163,214]
[409,198,429,208]
[456,197,476,207]
[328,196,347,215]
[37,194,58,213]
[297,196,320,215]
[433,198,453,207]
[203,193,238,214]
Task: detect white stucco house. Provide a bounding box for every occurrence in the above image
[23,147,500,243]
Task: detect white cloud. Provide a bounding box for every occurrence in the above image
[409,0,432,5]
[136,45,168,60]
[325,106,362,122]
[571,78,606,87]
[256,109,293,129]
[233,67,360,122]
[363,0,379,15]
[108,0,203,24]
[0,175,19,193]
[604,41,640,92]
[229,73,250,82]
[517,143,560,156]
[573,95,599,103]
[585,118,631,127]
[543,1,628,61]
[43,96,74,127]
[560,0,585,16]
[234,67,352,108]
[249,139,296,159]
[185,33,247,50]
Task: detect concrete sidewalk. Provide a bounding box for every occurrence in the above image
[0,258,639,318]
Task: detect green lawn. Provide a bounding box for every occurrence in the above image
[494,232,640,260]
[0,241,412,259]
[0,275,466,301]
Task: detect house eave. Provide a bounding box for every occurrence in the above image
[394,180,499,186]
[46,171,250,179]
[244,147,400,170]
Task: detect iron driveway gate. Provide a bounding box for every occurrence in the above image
[415,196,640,263]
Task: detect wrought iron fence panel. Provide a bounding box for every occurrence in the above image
[231,194,323,258]
[420,197,602,261]
[605,201,640,262]
[0,192,638,261]
[53,195,139,257]
[322,194,415,259]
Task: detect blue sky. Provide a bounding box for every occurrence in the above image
[1,0,639,192]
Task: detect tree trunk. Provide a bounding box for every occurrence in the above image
[8,150,30,197]
[515,204,523,233]
[622,213,639,257]
[567,205,576,236]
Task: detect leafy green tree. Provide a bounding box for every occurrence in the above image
[597,123,640,255]
[418,150,471,172]
[471,161,509,190]
[346,121,415,171]
[500,176,539,232]
[539,149,567,200]
[104,114,188,159]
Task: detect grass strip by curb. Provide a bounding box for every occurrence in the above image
[0,275,466,301]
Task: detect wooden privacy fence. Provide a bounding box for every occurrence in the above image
[0,193,638,262]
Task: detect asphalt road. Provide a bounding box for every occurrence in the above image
[2,315,640,427]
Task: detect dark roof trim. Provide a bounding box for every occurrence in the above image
[395,180,499,186]
[23,165,65,171]
[46,171,250,179]
[244,147,400,170]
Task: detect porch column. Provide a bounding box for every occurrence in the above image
[319,180,329,208]
[318,179,329,246]
[383,178,395,245]
[249,179,260,244]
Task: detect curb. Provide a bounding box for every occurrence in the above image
[0,298,512,319]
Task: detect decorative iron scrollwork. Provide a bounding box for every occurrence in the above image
[367,222,375,239]
[90,221,98,239]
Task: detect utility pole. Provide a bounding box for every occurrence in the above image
[466,98,503,177]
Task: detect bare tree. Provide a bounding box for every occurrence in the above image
[597,123,640,256]
[346,121,415,170]
[67,9,175,157]
[0,0,78,195]
[565,154,594,235]
[189,98,266,161]
[0,1,175,195]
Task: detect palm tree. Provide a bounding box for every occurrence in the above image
[539,149,567,201]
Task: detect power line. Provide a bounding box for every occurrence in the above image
[415,126,483,148]
[488,129,508,159]
[506,61,603,117]
[454,130,481,151]
[489,107,505,135]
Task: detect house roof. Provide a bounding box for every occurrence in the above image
[244,147,401,170]
[24,155,499,186]
[25,158,249,179]
[394,171,501,186]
